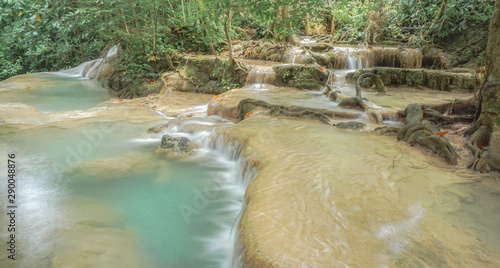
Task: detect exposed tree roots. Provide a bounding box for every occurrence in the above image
[326,72,387,123]
[397,104,458,164]
[355,73,386,97]
[236,98,360,124]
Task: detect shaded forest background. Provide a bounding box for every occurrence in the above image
[0,0,496,80]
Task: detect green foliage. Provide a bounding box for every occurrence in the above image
[331,1,371,42]
[0,0,115,80]
[217,78,239,92]
[241,0,322,41]
[0,0,495,82]
[385,0,495,46]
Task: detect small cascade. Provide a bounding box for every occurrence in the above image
[208,132,258,268]
[284,47,317,65]
[84,59,103,79]
[57,45,119,79]
[58,61,93,77]
[106,45,119,57]
[245,66,276,85]
[158,119,259,268]
[334,47,374,70]
[300,38,316,45]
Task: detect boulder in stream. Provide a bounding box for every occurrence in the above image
[160,135,192,153]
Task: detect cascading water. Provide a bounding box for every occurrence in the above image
[0,73,259,268]
[284,47,317,65]
[56,45,119,79]
[245,66,276,87]
[147,119,259,268]
[335,47,374,70]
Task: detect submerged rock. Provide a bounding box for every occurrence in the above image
[147,123,169,133]
[335,121,366,130]
[160,135,192,153]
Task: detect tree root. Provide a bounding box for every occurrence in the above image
[423,107,475,124]
[332,95,384,123]
[422,98,476,115]
[465,124,500,172]
[237,98,360,124]
[398,104,458,164]
[324,72,387,124]
[355,73,386,97]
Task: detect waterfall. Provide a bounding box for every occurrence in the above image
[284,47,317,65]
[56,45,119,78]
[339,47,373,70]
[245,66,276,85]
[56,61,93,77]
[159,119,260,268]
[106,45,119,57]
[209,132,259,268]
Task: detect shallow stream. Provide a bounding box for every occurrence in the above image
[0,65,499,268]
[0,74,246,267]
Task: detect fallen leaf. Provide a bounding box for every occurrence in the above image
[320,67,324,71]
[118,99,124,101]
[245,112,252,117]
[436,131,448,136]
[214,94,221,99]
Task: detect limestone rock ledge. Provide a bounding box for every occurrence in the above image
[346,67,478,92]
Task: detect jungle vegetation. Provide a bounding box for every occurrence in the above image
[0,0,496,80]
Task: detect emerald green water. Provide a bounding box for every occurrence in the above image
[0,73,110,113]
[0,74,243,267]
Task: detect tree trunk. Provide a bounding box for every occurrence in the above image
[431,0,448,32]
[128,0,139,28]
[466,0,500,171]
[223,10,235,69]
[305,13,311,36]
[181,0,186,23]
[330,14,335,34]
[119,8,130,34]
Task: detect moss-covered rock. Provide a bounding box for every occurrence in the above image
[171,57,248,94]
[346,67,478,92]
[234,41,290,62]
[273,65,328,90]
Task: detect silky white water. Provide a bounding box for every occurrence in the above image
[0,74,247,268]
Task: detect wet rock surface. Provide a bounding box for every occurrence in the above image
[160,135,192,153]
[273,64,328,90]
[147,123,169,133]
[335,121,366,130]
